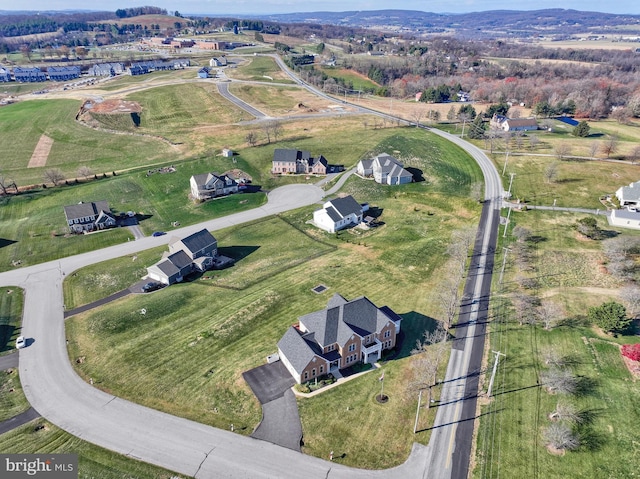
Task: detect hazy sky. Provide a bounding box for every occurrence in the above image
[4,0,638,15]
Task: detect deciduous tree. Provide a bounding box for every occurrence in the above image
[43,168,65,186]
[542,423,580,451]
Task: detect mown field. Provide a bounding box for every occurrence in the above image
[474,209,640,479]
[319,66,381,91]
[64,129,483,468]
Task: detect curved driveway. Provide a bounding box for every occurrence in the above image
[2,65,505,478]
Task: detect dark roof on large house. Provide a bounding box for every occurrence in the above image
[171,228,217,256]
[273,149,312,163]
[63,201,111,222]
[299,294,396,349]
[278,326,324,374]
[154,249,192,277]
[507,118,537,128]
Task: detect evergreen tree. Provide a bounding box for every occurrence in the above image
[572,120,590,137]
[468,115,485,139]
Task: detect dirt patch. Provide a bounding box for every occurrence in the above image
[88,99,142,114]
[27,134,54,168]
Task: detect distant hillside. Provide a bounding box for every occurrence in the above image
[104,14,186,29]
[258,9,640,37]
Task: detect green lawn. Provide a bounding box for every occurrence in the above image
[225,55,295,83]
[0,287,24,354]
[474,209,640,478]
[319,66,380,91]
[0,370,30,422]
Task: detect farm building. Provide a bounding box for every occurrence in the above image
[14,67,46,82]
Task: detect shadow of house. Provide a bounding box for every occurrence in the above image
[0,239,17,249]
[217,245,260,263]
[405,167,425,182]
[394,311,443,359]
[0,324,17,352]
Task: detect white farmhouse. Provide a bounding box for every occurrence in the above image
[313,195,367,233]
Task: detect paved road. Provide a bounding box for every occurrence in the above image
[0,351,18,370]
[217,82,268,119]
[0,407,41,435]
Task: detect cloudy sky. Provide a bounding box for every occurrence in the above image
[5,0,638,15]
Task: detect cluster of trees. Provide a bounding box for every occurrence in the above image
[115,7,167,18]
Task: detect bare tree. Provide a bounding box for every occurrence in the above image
[409,324,448,406]
[601,135,619,158]
[529,134,539,150]
[437,274,461,331]
[77,166,93,181]
[628,145,640,165]
[0,171,18,196]
[262,122,272,144]
[458,112,470,138]
[514,292,538,325]
[470,181,483,203]
[589,141,600,160]
[610,107,631,124]
[541,368,578,395]
[620,285,640,318]
[512,225,531,243]
[544,162,559,183]
[549,401,583,423]
[43,168,66,186]
[411,108,424,128]
[554,143,572,160]
[271,120,284,142]
[538,299,564,330]
[542,350,568,368]
[245,131,257,147]
[542,423,580,451]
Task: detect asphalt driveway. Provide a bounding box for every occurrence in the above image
[243,361,302,451]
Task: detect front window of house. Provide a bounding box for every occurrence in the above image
[349,343,356,352]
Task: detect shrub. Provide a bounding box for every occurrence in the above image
[588,301,630,334]
[622,343,640,361]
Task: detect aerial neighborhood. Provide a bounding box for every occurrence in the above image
[3,5,640,479]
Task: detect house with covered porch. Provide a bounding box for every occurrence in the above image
[277,293,402,384]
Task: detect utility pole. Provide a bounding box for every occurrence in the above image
[487,350,506,398]
[506,172,516,199]
[498,247,510,284]
[502,150,510,176]
[413,389,423,434]
[503,206,512,238]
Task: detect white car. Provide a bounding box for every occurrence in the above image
[15,336,26,349]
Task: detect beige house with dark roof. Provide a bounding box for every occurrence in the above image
[63,201,116,233]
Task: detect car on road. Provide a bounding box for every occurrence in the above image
[152,231,166,237]
[142,282,161,292]
[16,336,26,349]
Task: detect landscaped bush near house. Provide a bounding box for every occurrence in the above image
[295,383,311,393]
[621,343,640,361]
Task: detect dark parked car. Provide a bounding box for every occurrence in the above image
[152,231,166,237]
[142,282,161,292]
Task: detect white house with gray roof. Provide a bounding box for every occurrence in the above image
[63,201,116,233]
[313,195,368,233]
[356,153,413,185]
[146,229,220,285]
[609,208,640,230]
[190,172,238,200]
[616,181,640,210]
[277,294,402,384]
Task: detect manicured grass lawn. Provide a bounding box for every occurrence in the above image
[65,128,483,467]
[0,420,187,479]
[0,370,30,422]
[474,209,640,478]
[0,287,24,354]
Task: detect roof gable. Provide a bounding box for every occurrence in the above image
[174,229,217,255]
[328,195,362,218]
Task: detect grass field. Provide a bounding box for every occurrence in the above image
[0,287,24,354]
[64,128,484,468]
[474,209,640,478]
[318,67,381,91]
[0,99,173,186]
[225,55,294,83]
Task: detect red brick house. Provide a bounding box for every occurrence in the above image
[277,294,402,384]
